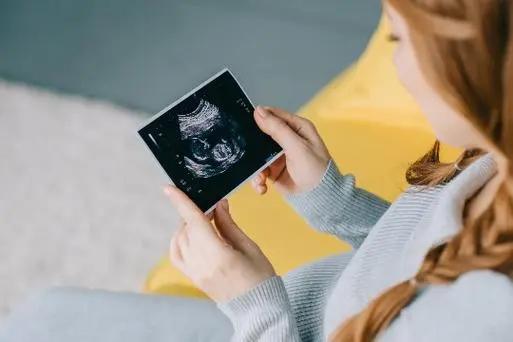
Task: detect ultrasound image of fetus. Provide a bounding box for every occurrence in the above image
[178,99,246,179]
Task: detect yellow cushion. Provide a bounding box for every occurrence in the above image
[143,14,461,297]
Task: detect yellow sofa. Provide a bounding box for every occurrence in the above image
[144,15,461,298]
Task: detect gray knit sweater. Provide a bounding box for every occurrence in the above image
[217,153,513,341]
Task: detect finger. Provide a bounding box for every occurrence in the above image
[255,169,270,180]
[258,184,268,194]
[266,154,287,183]
[251,177,268,194]
[263,106,316,141]
[164,185,207,224]
[251,176,261,187]
[255,172,264,183]
[252,172,266,187]
[258,169,271,184]
[261,168,271,178]
[251,179,260,193]
[213,200,252,251]
[251,171,264,184]
[164,185,222,242]
[253,106,306,152]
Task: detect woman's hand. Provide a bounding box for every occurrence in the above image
[164,185,276,303]
[251,106,331,195]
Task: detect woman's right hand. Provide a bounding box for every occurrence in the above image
[251,105,331,196]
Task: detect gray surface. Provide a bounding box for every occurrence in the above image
[0,0,381,113]
[0,287,233,342]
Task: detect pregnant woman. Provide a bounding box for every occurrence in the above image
[164,0,513,341]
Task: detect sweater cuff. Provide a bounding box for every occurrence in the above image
[216,275,291,322]
[284,158,355,228]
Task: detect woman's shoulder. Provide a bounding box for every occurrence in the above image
[444,269,513,292]
[435,270,513,312]
[381,270,513,342]
[412,269,513,312]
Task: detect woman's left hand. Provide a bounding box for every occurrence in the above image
[164,185,276,303]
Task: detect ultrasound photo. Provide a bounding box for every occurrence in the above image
[138,68,283,213]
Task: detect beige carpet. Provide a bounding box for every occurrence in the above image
[0,80,180,317]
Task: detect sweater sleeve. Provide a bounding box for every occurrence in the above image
[217,276,301,342]
[284,158,390,249]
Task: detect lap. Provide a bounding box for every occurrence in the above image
[1,253,353,342]
[283,252,353,342]
[0,287,233,342]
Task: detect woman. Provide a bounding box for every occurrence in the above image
[164,0,513,340]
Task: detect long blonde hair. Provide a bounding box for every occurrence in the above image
[331,1,513,341]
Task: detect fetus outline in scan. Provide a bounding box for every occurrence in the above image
[177,98,246,179]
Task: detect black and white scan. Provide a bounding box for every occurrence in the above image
[178,98,246,179]
[138,68,282,213]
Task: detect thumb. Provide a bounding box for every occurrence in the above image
[164,185,210,223]
[213,200,253,252]
[253,106,304,153]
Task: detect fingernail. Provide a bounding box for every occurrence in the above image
[256,106,268,118]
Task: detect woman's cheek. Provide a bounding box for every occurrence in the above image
[393,46,412,90]
[395,46,429,104]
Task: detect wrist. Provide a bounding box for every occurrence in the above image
[289,158,333,196]
[217,275,289,317]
